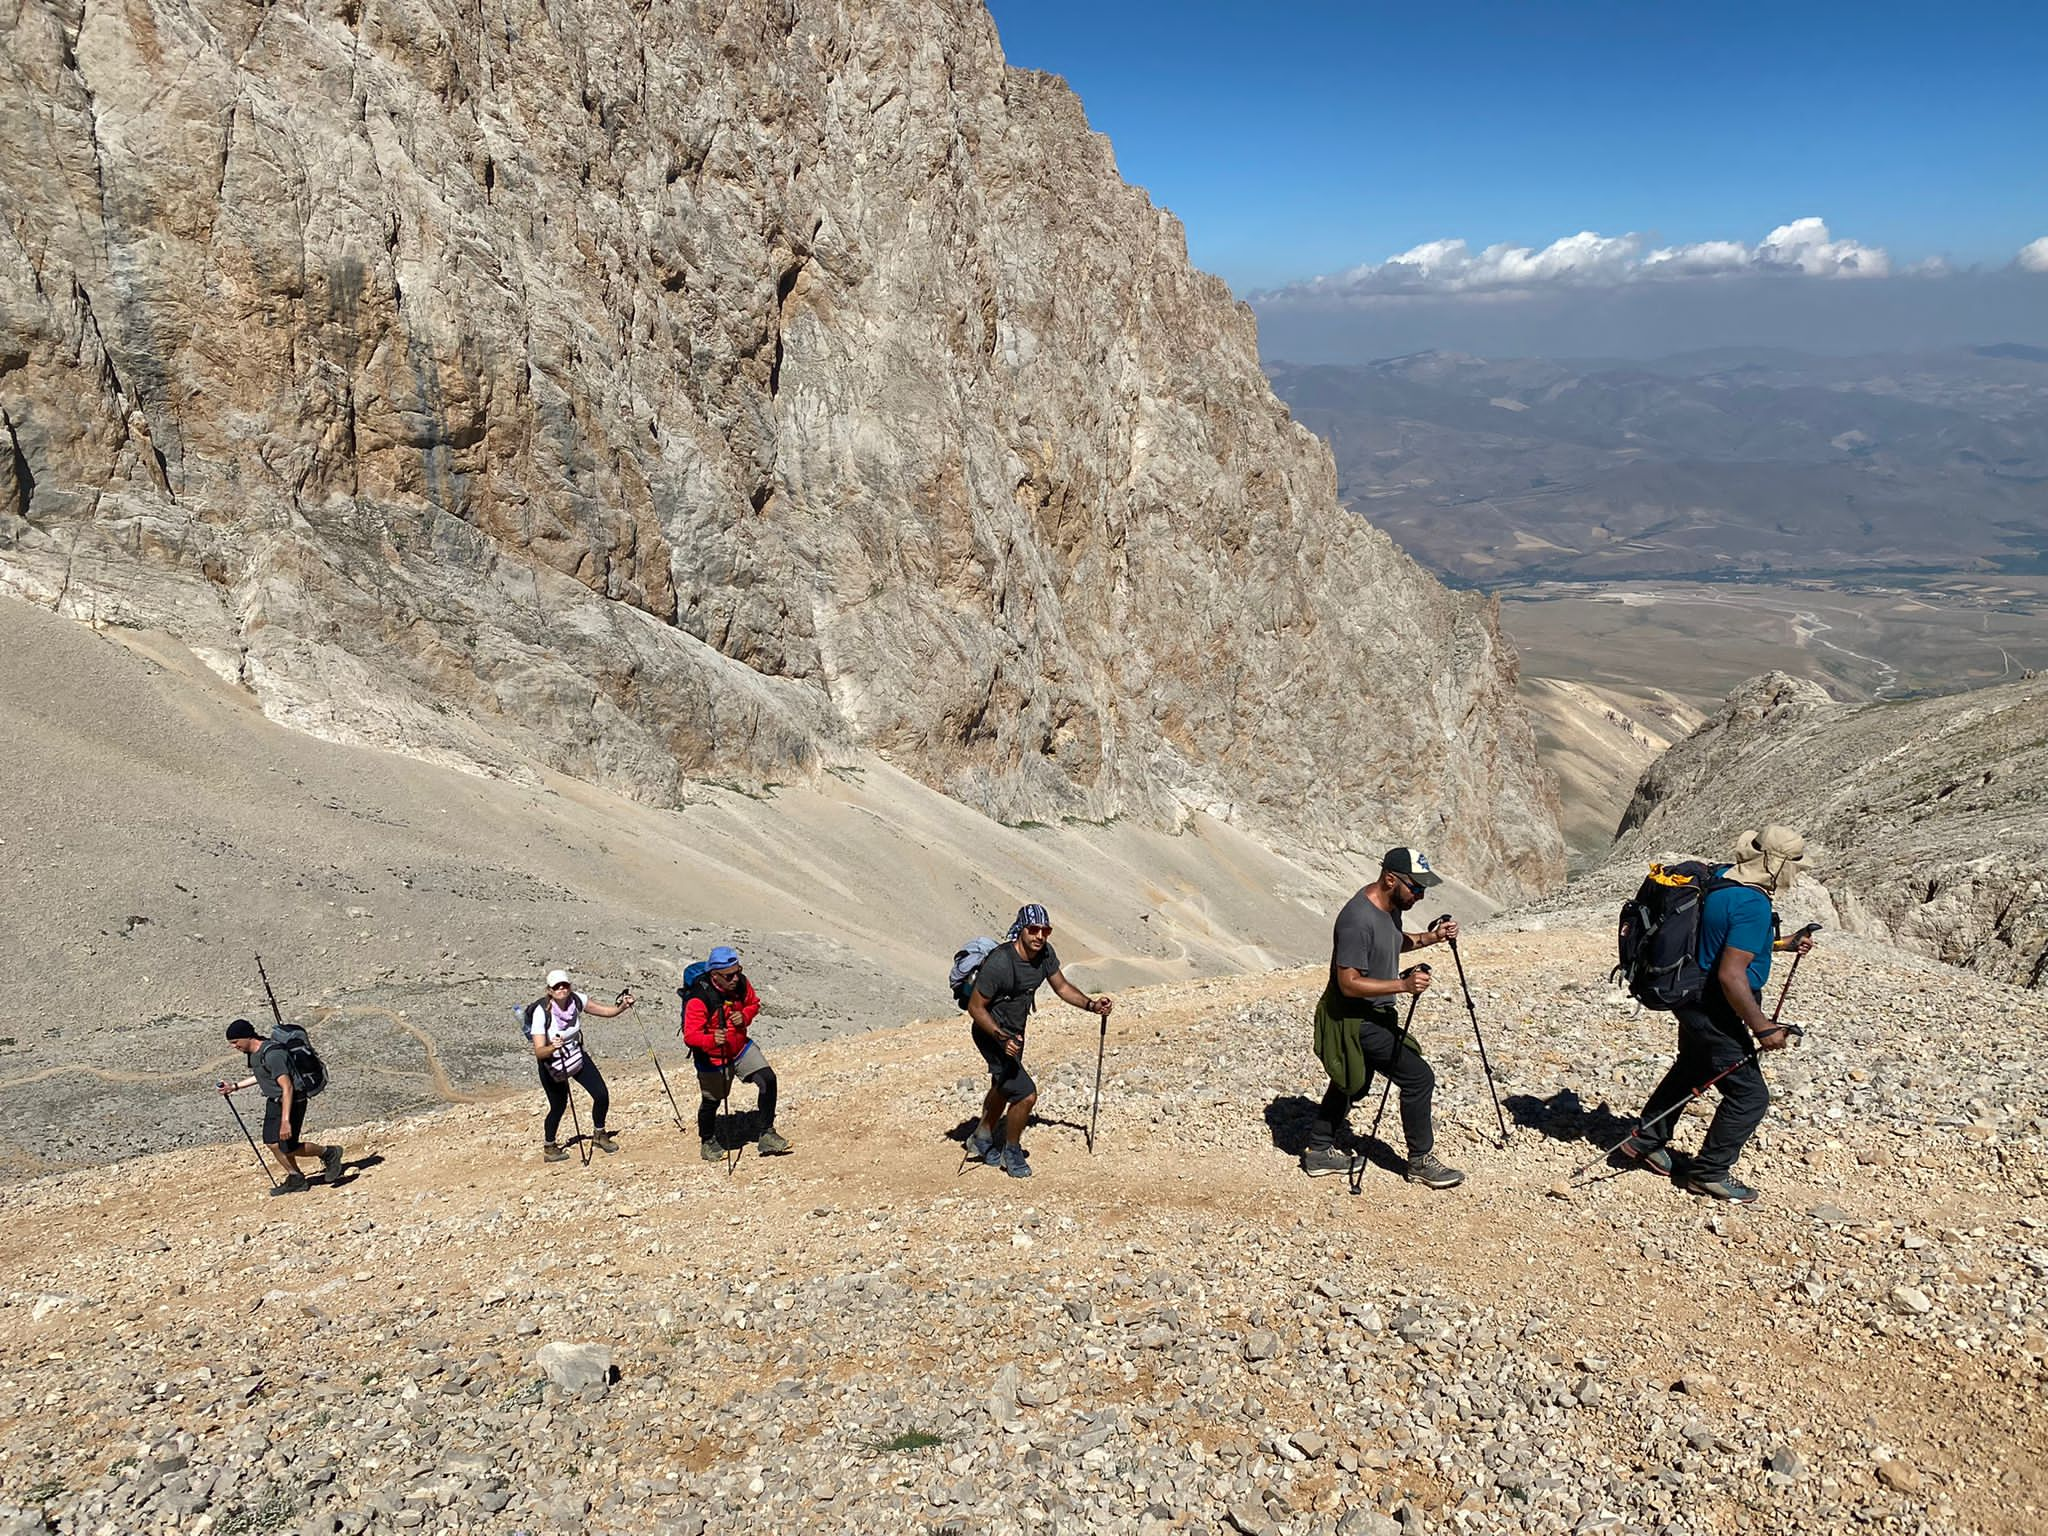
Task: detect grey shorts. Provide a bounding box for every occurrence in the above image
[697,1040,769,1099]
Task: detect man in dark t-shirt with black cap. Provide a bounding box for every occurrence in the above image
[1303,848,1464,1189]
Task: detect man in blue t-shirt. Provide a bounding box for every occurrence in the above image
[1619,826,1817,1204]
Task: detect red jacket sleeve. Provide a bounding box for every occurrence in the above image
[737,981,761,1030]
[682,995,715,1053]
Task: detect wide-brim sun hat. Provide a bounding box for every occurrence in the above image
[1729,826,1808,892]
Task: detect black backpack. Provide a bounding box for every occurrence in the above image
[270,1022,328,1098]
[1613,861,1740,1010]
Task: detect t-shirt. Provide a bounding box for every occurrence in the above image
[524,993,589,1074]
[972,942,1062,1039]
[250,1037,293,1101]
[1323,887,1405,1022]
[1699,870,1775,997]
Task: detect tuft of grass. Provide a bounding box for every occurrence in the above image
[1001,819,1052,832]
[869,1430,945,1454]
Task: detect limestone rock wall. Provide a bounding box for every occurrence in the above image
[0,0,1562,897]
[1609,672,2048,990]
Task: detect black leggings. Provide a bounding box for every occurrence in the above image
[539,1057,609,1142]
[698,1066,776,1140]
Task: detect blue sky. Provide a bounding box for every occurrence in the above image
[983,0,2048,354]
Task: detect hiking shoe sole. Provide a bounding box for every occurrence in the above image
[1405,1160,1466,1190]
[1684,1177,1759,1205]
[1300,1153,1355,1179]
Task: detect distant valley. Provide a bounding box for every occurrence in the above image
[1267,346,2048,587]
[1266,348,2048,863]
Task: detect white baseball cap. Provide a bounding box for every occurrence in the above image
[545,969,572,988]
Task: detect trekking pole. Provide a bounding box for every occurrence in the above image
[567,1084,590,1166]
[1438,921,1509,1148]
[1771,925,1821,1024]
[1368,966,1430,1143]
[641,1024,687,1134]
[219,1085,280,1191]
[626,986,686,1134]
[1569,1024,1807,1182]
[714,1021,740,1178]
[1086,1013,1107,1154]
[255,954,286,1029]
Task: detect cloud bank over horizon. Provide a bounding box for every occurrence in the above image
[1251,219,2048,361]
[1254,219,2048,303]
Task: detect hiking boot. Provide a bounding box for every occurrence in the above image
[964,1126,995,1161]
[757,1128,793,1156]
[1613,1135,1676,1176]
[269,1172,310,1197]
[543,1142,569,1163]
[591,1129,619,1154]
[1685,1173,1759,1205]
[1300,1145,1354,1179]
[1405,1152,1465,1190]
[984,1140,1007,1168]
[998,1146,1032,1180]
[700,1139,725,1162]
[321,1145,346,1181]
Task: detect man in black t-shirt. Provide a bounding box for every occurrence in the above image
[1304,848,1465,1189]
[964,902,1113,1179]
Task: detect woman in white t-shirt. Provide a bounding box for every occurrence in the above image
[523,967,636,1161]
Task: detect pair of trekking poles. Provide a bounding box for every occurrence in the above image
[956,1014,1110,1176]
[1568,925,1820,1184]
[1364,915,1510,1151]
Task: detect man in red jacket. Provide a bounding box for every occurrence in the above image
[683,946,792,1161]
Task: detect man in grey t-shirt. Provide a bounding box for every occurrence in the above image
[1303,848,1464,1189]
[964,902,1113,1179]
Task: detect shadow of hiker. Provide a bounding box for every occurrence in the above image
[323,1152,386,1188]
[940,1114,1085,1145]
[1505,1088,1636,1149]
[1263,1095,1321,1156]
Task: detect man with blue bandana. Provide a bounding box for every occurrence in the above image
[963,903,1113,1179]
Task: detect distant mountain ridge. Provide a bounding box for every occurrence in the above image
[1267,349,2048,587]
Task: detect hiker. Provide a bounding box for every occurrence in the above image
[1616,826,1815,1204]
[964,903,1114,1180]
[682,946,792,1161]
[221,1018,343,1195]
[1303,848,1465,1189]
[523,968,635,1161]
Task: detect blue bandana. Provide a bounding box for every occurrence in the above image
[1005,903,1051,941]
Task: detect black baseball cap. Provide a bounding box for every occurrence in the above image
[225,1018,260,1042]
[1380,847,1443,888]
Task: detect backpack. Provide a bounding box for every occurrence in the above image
[1613,861,1740,1010]
[948,938,1000,1011]
[270,1022,328,1098]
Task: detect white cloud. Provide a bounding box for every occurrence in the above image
[2020,237,2048,273]
[1262,218,1899,302]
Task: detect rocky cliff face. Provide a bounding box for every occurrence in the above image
[1608,672,2048,990]
[0,0,1561,897]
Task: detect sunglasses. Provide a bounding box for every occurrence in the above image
[548,982,573,991]
[1021,924,1052,937]
[1389,874,1421,897]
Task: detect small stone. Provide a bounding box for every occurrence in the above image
[534,1341,612,1395]
[1767,1447,1808,1479]
[1875,1460,1921,1493]
[1244,1329,1280,1362]
[1291,1429,1327,1460]
[1808,1203,1855,1224]
[1889,1286,1933,1315]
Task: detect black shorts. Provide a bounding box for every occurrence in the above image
[261,1095,309,1151]
[975,1030,1036,1103]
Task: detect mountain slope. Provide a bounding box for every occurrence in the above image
[1603,672,2048,989]
[2,925,2042,1534]
[0,0,1560,896]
